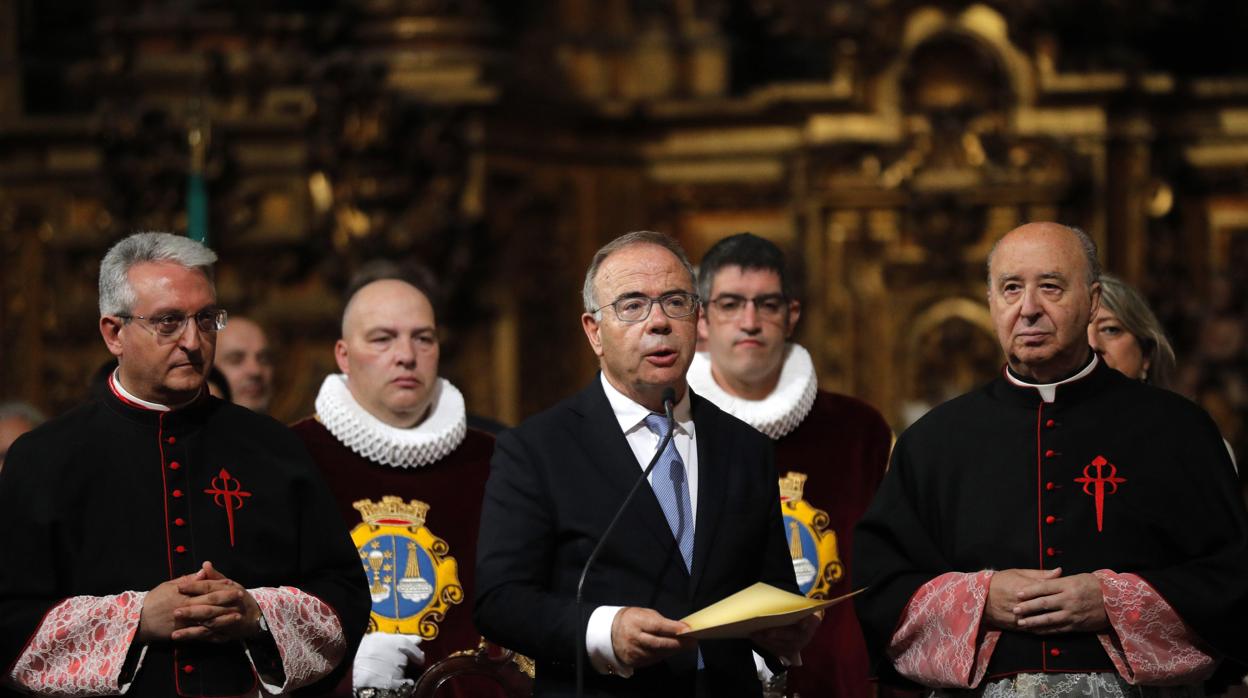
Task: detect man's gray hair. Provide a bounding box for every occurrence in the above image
[99,232,218,316]
[0,401,45,426]
[986,224,1100,287]
[582,231,697,316]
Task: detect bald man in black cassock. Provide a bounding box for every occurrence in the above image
[854,223,1248,696]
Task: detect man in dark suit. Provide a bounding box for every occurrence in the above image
[475,231,817,697]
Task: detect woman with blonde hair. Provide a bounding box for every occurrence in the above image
[1090,274,1239,476]
[1088,273,1177,387]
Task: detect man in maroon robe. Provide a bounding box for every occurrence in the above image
[688,233,892,697]
[292,265,495,697]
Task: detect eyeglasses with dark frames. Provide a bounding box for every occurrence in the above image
[591,292,699,323]
[705,294,788,320]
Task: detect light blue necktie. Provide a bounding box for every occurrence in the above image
[643,413,695,571]
[643,413,702,669]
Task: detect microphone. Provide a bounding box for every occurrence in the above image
[659,386,676,429]
[574,387,678,698]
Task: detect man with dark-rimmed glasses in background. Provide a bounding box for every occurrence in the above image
[0,232,368,697]
[686,232,893,697]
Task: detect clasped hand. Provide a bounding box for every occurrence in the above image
[137,561,263,643]
[986,567,1109,634]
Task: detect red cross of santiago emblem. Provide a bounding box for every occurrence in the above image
[1073,455,1125,532]
[204,468,251,546]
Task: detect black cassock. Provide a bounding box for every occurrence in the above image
[0,385,369,696]
[854,358,1248,686]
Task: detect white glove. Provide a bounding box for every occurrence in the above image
[352,632,426,691]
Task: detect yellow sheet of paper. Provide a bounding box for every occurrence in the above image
[678,583,865,640]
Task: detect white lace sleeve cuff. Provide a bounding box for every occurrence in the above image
[1093,570,1217,686]
[888,570,1000,689]
[249,586,348,692]
[8,591,147,696]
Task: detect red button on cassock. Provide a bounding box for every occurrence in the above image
[1046,547,1057,557]
[175,545,187,553]
[169,461,180,470]
[172,489,183,498]
[1045,482,1055,491]
[1049,648,1061,657]
[1044,449,1056,458]
[1045,419,1056,428]
[167,436,176,444]
[182,664,194,673]
[174,518,185,527]
[1045,515,1056,524]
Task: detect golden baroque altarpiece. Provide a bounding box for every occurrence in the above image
[1,1,1246,453]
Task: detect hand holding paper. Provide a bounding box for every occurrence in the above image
[750,612,822,663]
[611,607,697,669]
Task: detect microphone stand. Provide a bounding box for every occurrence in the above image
[574,389,677,698]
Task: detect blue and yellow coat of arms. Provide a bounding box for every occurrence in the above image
[779,472,844,599]
[351,496,463,637]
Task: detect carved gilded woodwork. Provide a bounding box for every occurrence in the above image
[0,1,1245,462]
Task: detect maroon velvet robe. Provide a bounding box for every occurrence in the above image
[291,417,495,696]
[776,390,893,698]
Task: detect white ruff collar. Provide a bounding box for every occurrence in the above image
[314,374,467,469]
[686,344,817,440]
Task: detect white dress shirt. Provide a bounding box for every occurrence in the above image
[585,373,697,677]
